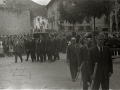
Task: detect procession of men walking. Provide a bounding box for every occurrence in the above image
[67,32,113,90]
[0,31,117,90]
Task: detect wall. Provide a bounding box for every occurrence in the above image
[0,9,31,35]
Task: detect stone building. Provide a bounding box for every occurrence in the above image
[110,0,120,32]
[0,0,31,35]
[46,0,109,32]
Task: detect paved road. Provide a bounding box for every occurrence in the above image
[0,53,120,89]
[0,53,81,89]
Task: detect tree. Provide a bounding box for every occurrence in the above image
[58,1,81,30]
[74,0,114,44]
[59,0,114,44]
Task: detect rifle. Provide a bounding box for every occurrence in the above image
[91,63,98,90]
[75,62,84,81]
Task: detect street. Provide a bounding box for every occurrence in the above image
[0,53,120,89]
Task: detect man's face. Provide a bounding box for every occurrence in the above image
[96,38,104,47]
[85,38,92,46]
[71,39,76,44]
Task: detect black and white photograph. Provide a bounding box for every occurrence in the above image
[0,0,120,89]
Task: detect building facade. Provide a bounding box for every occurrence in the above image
[0,0,31,35]
[110,0,120,32]
[33,16,48,32]
[46,0,109,32]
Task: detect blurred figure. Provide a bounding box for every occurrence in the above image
[78,32,92,90]
[67,37,80,82]
[13,38,23,63]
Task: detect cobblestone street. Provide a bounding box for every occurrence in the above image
[0,53,120,89]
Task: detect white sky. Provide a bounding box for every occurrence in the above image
[32,0,51,5]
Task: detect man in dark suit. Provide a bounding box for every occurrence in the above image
[13,38,23,63]
[55,35,61,60]
[78,32,92,90]
[67,37,80,82]
[88,33,113,90]
[29,36,36,62]
[46,35,52,61]
[38,35,45,63]
[51,36,57,61]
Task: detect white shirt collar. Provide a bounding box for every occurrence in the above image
[97,45,103,52]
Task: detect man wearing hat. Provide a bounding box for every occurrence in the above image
[67,37,80,82]
[88,33,113,90]
[78,32,92,90]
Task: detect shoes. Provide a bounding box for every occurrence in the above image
[26,59,28,61]
[21,60,23,62]
[72,79,75,82]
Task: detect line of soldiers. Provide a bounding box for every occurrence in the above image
[67,32,113,90]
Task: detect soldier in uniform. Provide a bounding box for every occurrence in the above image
[67,37,80,82]
[88,33,113,90]
[78,32,92,90]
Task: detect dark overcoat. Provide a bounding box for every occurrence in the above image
[88,45,113,80]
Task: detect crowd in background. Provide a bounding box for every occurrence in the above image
[0,31,120,59]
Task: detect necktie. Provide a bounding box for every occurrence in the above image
[100,47,103,59]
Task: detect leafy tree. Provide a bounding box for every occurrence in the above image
[74,0,114,44]
[58,1,82,30]
[59,0,114,43]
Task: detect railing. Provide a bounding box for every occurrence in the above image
[111,48,120,58]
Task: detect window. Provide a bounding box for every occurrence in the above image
[38,18,40,21]
[79,26,84,31]
[68,26,74,30]
[40,26,43,29]
[86,26,91,30]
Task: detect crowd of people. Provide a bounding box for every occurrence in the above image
[0,31,120,90]
[0,32,69,62]
[66,31,120,90]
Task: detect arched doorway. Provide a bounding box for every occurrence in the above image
[118,22,120,31]
[112,22,116,32]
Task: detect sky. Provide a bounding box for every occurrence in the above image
[32,0,51,5]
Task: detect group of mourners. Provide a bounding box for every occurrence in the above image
[0,33,68,63]
[67,32,115,90]
[0,31,120,90]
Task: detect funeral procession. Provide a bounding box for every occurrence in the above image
[0,0,120,90]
